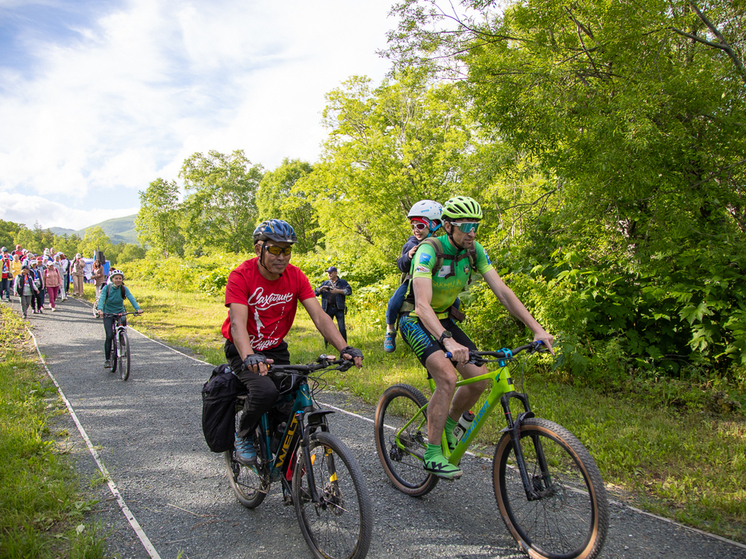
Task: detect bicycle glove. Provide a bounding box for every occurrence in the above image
[340,346,363,360]
[243,353,267,370]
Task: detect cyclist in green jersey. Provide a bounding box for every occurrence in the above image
[399,196,554,479]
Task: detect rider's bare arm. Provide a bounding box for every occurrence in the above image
[483,269,554,354]
[412,277,470,363]
[300,297,363,368]
[228,303,270,374]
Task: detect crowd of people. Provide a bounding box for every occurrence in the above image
[0,244,90,319]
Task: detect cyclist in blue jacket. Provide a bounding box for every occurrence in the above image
[96,269,143,368]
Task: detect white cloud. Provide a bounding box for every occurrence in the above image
[0,190,138,231]
[0,0,394,232]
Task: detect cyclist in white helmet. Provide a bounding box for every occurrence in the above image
[96,270,144,369]
[383,200,444,353]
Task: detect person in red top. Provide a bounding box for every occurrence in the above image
[223,219,364,465]
[1,247,12,301]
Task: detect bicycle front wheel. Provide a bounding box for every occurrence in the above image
[374,384,438,497]
[119,330,130,381]
[493,418,608,559]
[225,411,270,509]
[293,431,373,559]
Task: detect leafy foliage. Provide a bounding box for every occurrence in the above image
[180,150,263,254]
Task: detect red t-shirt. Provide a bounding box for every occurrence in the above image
[221,258,315,352]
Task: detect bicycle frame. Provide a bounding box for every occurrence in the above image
[396,344,551,500]
[253,358,347,499]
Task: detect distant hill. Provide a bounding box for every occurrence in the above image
[49,214,138,245]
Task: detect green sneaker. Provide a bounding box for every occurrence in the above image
[444,416,459,452]
[424,444,463,480]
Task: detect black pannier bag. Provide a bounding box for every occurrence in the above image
[201,364,247,452]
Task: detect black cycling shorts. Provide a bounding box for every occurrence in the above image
[398,315,476,369]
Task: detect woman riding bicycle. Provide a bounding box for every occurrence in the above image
[96,269,143,369]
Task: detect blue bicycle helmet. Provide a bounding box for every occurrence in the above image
[252,219,298,244]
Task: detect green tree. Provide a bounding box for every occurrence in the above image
[0,220,21,251]
[257,159,321,254]
[308,72,475,269]
[388,0,746,375]
[78,226,113,260]
[135,178,185,257]
[55,234,82,258]
[112,243,147,264]
[180,150,264,254]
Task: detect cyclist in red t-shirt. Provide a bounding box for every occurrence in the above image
[222,219,364,465]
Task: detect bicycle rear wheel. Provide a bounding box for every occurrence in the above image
[119,330,130,381]
[225,410,270,509]
[374,384,438,497]
[493,418,608,559]
[293,431,373,559]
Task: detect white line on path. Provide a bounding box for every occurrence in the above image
[27,326,162,559]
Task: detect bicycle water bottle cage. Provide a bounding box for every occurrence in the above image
[498,348,513,368]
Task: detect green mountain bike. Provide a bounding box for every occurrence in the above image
[225,355,373,559]
[374,341,609,559]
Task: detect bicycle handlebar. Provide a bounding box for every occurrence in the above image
[102,311,143,318]
[445,340,547,365]
[267,354,355,378]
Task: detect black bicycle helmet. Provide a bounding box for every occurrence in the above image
[252,219,298,244]
[442,196,483,221]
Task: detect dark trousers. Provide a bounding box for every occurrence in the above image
[102,315,126,360]
[324,306,347,347]
[0,278,10,299]
[224,340,290,438]
[31,288,44,311]
[103,315,116,360]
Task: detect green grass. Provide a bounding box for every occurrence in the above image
[95,280,746,543]
[0,306,106,559]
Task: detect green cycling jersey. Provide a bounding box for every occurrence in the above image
[406,235,494,318]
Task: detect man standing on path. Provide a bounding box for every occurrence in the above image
[314,266,352,347]
[222,219,363,465]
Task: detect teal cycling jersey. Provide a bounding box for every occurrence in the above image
[408,235,493,318]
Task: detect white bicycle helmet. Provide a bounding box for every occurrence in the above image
[109,269,124,280]
[407,200,443,222]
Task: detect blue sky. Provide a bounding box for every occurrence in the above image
[0,0,393,231]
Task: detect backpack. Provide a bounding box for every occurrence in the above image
[400,237,478,285]
[201,364,247,452]
[398,237,476,322]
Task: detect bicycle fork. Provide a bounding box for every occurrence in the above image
[500,392,554,501]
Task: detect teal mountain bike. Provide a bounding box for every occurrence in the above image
[374,341,609,559]
[225,355,373,559]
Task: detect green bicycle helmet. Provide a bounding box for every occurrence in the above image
[442,196,483,221]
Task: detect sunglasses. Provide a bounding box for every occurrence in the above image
[411,222,429,231]
[264,245,293,256]
[450,221,480,233]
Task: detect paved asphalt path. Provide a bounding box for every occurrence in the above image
[14,296,745,559]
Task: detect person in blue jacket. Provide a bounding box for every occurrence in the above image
[95,269,143,368]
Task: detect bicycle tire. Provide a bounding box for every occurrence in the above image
[119,330,130,381]
[225,411,270,509]
[493,418,609,559]
[293,431,373,559]
[374,384,438,497]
